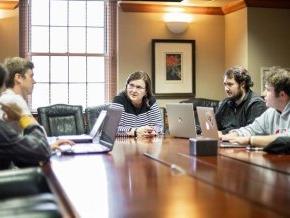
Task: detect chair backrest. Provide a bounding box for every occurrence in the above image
[37,104,85,136]
[85,104,109,134]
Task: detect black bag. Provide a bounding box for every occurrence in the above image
[263,137,290,154]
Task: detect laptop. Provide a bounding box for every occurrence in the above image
[48,110,107,143]
[58,107,122,155]
[166,103,197,138]
[196,107,219,140]
[196,106,247,148]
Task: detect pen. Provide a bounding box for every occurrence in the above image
[143,152,185,174]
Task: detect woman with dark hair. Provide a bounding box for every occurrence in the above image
[112,71,163,137]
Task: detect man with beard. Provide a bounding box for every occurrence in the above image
[215,66,267,135]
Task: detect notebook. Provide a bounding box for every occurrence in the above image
[166,103,197,138]
[49,110,107,143]
[58,107,122,155]
[196,106,247,148]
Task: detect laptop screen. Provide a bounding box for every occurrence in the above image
[98,107,122,148]
[166,103,197,138]
[89,110,107,137]
[196,106,219,140]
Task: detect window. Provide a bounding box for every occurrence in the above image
[23,0,116,111]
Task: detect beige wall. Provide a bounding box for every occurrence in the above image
[0,9,19,62]
[247,8,290,95]
[118,9,226,107]
[225,8,248,69]
[1,6,290,106]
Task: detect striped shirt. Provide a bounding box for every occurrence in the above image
[111,92,163,136]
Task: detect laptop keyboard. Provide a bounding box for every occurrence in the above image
[60,143,108,153]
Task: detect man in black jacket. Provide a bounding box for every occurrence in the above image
[215,66,267,134]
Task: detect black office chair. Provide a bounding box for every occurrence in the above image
[37,104,85,137]
[85,104,109,134]
[0,168,62,218]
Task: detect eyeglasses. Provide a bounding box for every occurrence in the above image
[127,83,145,91]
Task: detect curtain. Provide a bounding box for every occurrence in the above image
[105,0,117,102]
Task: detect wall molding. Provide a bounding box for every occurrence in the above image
[119,0,290,15]
[0,0,19,10]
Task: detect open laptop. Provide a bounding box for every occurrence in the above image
[166,103,197,138]
[196,106,247,148]
[58,107,122,155]
[53,110,107,143]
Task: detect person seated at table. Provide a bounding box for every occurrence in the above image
[215,66,267,135]
[0,59,72,170]
[222,67,290,147]
[111,71,163,137]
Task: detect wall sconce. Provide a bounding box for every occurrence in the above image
[164,13,192,34]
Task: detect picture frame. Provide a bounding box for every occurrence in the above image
[152,39,195,98]
[260,67,272,95]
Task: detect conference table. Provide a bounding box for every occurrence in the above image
[43,136,290,218]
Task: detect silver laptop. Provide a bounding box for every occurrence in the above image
[196,106,246,148]
[48,110,107,143]
[166,103,197,138]
[196,107,219,140]
[58,107,122,155]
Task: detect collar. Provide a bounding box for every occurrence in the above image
[1,88,17,96]
[280,101,290,117]
[227,90,252,107]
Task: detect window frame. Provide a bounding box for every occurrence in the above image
[19,0,117,111]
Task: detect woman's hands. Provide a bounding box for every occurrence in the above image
[132,126,157,138]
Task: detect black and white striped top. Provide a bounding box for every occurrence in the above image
[111,92,163,136]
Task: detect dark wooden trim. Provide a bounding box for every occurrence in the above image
[222,0,247,15]
[119,3,223,15]
[119,0,290,15]
[0,0,18,9]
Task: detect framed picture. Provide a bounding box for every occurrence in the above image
[152,39,195,98]
[260,67,272,95]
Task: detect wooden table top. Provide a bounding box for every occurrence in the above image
[44,136,290,218]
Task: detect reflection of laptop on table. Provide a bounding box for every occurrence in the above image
[166,103,197,138]
[57,108,122,155]
[196,106,247,148]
